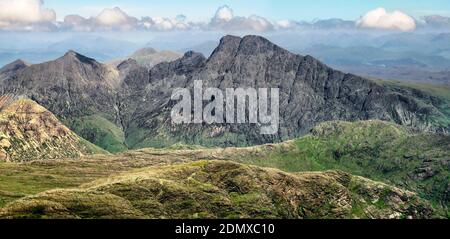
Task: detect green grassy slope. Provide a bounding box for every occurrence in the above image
[230,120,449,215]
[0,120,448,217]
[64,115,128,153]
[0,160,436,219]
[0,151,190,207]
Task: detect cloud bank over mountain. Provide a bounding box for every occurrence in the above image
[0,1,449,32]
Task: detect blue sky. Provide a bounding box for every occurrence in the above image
[46,0,450,21]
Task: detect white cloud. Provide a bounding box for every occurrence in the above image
[139,15,192,31]
[94,7,137,30]
[213,5,234,22]
[0,0,56,30]
[62,7,138,31]
[150,17,174,30]
[276,20,295,29]
[96,7,129,26]
[356,7,416,31]
[85,5,279,32]
[3,3,442,32]
[62,14,92,31]
[61,5,274,32]
[245,15,273,32]
[209,6,273,32]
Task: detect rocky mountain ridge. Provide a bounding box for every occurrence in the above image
[0,35,448,151]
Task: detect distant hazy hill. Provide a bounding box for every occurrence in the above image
[47,36,140,63]
[300,45,450,84]
[107,47,182,69]
[0,36,140,67]
[0,98,105,162]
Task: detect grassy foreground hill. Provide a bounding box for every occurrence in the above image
[0,160,436,219]
[0,120,448,218]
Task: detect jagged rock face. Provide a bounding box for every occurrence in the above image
[0,35,448,150]
[124,35,449,148]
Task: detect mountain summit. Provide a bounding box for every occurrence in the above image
[124,35,448,148]
[0,59,29,82]
[0,59,28,72]
[59,50,98,64]
[0,36,448,151]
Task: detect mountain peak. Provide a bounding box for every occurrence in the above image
[212,35,289,58]
[62,50,82,59]
[239,35,289,54]
[59,50,98,66]
[1,59,28,72]
[216,35,279,49]
[207,35,242,66]
[206,35,295,71]
[132,47,157,57]
[216,35,242,51]
[220,35,242,43]
[10,59,28,66]
[65,49,77,55]
[241,35,272,44]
